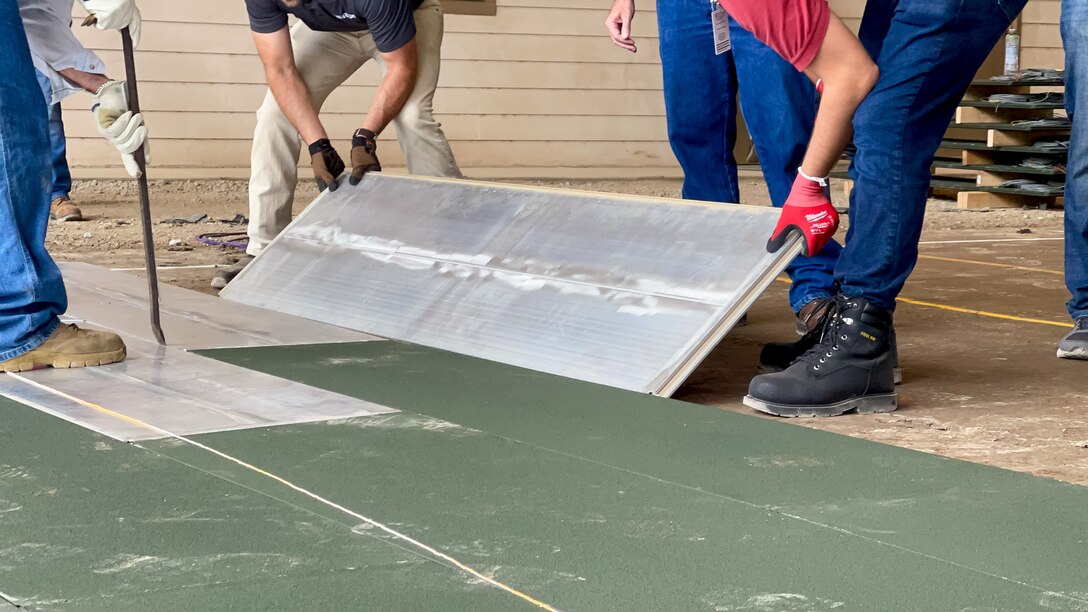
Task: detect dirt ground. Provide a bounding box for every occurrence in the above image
[46,176,1086,486]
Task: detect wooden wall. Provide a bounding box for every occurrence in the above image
[1021,0,1063,71]
[56,0,1056,180]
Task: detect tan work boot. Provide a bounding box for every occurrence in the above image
[50,196,83,222]
[1,324,126,373]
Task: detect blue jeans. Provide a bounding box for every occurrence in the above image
[0,0,66,361]
[34,69,73,201]
[1062,0,1088,320]
[656,0,840,312]
[840,0,1026,310]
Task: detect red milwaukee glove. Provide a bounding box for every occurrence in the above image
[767,172,839,257]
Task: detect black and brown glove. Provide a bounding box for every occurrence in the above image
[308,138,345,192]
[349,128,382,186]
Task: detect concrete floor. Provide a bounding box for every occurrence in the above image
[681,226,1088,485]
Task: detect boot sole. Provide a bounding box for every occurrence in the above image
[759,364,904,385]
[743,392,898,418]
[1,348,127,373]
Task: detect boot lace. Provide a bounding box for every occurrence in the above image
[797,296,856,372]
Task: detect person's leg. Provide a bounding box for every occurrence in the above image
[1059,0,1088,358]
[1062,0,1088,322]
[0,7,65,360]
[379,0,462,178]
[838,0,1025,307]
[34,68,81,222]
[744,0,1025,417]
[245,24,366,259]
[655,0,739,203]
[0,1,124,370]
[33,70,71,202]
[730,20,839,315]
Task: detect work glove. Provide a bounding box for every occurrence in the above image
[93,80,149,178]
[78,0,141,46]
[308,138,345,192]
[767,170,839,257]
[349,128,381,186]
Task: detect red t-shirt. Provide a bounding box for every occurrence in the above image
[719,0,831,72]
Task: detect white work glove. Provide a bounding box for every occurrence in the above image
[93,80,150,178]
[78,0,141,46]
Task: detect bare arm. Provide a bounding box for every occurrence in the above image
[57,68,109,93]
[252,27,326,143]
[799,15,879,178]
[363,39,419,134]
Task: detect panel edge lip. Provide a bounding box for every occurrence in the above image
[653,238,803,397]
[1,369,400,443]
[0,388,141,442]
[369,173,783,213]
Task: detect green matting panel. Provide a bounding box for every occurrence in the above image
[1,340,1087,610]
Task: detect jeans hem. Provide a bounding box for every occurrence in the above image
[0,317,61,363]
[790,291,835,314]
[1068,309,1088,322]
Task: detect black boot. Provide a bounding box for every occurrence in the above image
[759,326,903,384]
[744,296,898,417]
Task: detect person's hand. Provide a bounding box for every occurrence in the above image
[308,138,346,192]
[767,172,839,257]
[605,0,637,53]
[78,0,141,46]
[93,80,149,178]
[349,128,382,185]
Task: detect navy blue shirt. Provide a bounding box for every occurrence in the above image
[246,0,423,52]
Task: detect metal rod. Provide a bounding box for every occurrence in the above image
[120,27,165,345]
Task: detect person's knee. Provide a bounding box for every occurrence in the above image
[254,96,290,128]
[398,99,438,132]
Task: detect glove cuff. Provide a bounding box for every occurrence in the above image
[308,138,334,156]
[352,128,377,151]
[94,79,118,97]
[797,166,829,187]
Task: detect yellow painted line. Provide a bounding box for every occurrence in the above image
[772,277,1071,328]
[894,298,1071,327]
[916,254,1064,276]
[8,375,560,612]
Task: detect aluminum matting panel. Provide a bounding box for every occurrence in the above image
[0,336,395,442]
[222,175,801,395]
[58,262,378,349]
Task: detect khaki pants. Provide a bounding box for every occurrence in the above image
[246,0,461,256]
